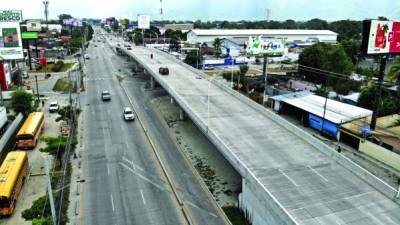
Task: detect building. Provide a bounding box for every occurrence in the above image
[220,38,243,57]
[187,29,337,45]
[271,91,372,139]
[163,23,193,32]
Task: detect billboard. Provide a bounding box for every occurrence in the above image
[0,22,23,60]
[138,15,150,29]
[22,32,39,40]
[0,10,22,22]
[362,20,400,55]
[63,19,83,27]
[27,20,41,31]
[246,36,284,56]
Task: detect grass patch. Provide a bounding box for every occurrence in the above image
[53,78,76,93]
[222,206,252,225]
[36,63,75,73]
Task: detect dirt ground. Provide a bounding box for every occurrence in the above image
[0,99,68,225]
[152,96,242,207]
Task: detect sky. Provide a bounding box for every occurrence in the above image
[3,0,399,22]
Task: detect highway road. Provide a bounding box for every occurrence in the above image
[81,32,228,225]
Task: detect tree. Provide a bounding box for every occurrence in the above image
[169,38,180,52]
[328,20,362,41]
[184,50,203,68]
[58,14,73,24]
[358,83,400,116]
[11,89,34,116]
[111,20,119,32]
[213,38,222,57]
[388,56,400,82]
[239,64,249,75]
[302,18,328,30]
[341,39,361,64]
[299,43,353,88]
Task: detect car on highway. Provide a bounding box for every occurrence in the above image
[101,90,111,101]
[159,67,169,75]
[84,54,90,59]
[123,107,135,121]
[49,101,59,113]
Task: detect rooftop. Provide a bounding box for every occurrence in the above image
[189,29,338,36]
[271,91,372,124]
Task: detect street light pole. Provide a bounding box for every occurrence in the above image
[231,57,234,88]
[43,1,49,30]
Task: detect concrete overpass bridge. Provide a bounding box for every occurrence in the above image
[108,39,400,225]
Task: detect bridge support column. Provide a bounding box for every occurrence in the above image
[179,109,186,121]
[150,76,155,89]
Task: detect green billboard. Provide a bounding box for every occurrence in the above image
[22,32,39,40]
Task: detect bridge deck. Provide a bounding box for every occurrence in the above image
[119,45,400,225]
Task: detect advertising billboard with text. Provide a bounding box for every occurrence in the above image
[138,15,150,29]
[27,20,41,31]
[0,22,23,60]
[362,20,400,55]
[246,36,284,56]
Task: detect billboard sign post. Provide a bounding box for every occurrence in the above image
[361,20,400,130]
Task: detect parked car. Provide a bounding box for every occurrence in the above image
[123,107,135,121]
[101,90,111,101]
[49,101,59,113]
[84,54,90,59]
[159,67,169,75]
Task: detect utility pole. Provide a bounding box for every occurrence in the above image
[44,156,57,225]
[370,55,387,130]
[262,55,268,105]
[43,1,49,30]
[35,75,40,102]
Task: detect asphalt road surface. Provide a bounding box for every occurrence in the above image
[82,32,227,225]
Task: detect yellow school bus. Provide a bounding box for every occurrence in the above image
[0,151,29,216]
[16,112,44,149]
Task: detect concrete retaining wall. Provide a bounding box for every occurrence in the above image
[359,140,400,171]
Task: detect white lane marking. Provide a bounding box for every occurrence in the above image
[140,189,146,205]
[119,162,167,192]
[122,156,145,172]
[186,201,217,218]
[308,166,329,182]
[278,169,299,187]
[110,194,115,212]
[107,164,110,175]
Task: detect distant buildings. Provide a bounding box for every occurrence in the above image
[187,29,338,45]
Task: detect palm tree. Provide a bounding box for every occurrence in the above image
[388,56,400,83]
[213,38,222,57]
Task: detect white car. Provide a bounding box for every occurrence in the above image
[49,101,59,113]
[123,107,135,121]
[84,54,90,59]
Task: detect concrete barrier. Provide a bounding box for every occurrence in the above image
[359,140,400,171]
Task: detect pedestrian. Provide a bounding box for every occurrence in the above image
[41,100,45,108]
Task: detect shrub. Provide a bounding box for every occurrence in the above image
[52,61,64,72]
